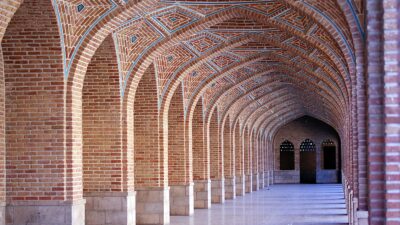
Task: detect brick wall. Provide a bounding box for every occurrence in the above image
[192,100,208,180]
[366,0,386,223]
[0,44,4,203]
[383,1,400,223]
[168,85,190,185]
[234,122,243,177]
[209,109,223,180]
[243,127,251,175]
[223,118,234,178]
[134,64,164,187]
[82,36,123,193]
[3,0,73,201]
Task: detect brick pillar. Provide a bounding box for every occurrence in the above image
[234,122,245,196]
[258,134,265,189]
[382,0,400,223]
[3,1,85,224]
[366,1,386,224]
[82,36,135,225]
[223,117,235,200]
[134,65,169,225]
[209,109,224,203]
[0,46,5,224]
[168,85,193,216]
[192,100,211,209]
[243,127,252,193]
[251,130,259,191]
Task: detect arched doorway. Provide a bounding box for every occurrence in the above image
[280,140,295,170]
[322,139,336,170]
[300,139,316,183]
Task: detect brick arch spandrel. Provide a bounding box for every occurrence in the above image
[3,0,80,201]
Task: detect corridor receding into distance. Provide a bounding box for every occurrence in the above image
[0,0,398,225]
[170,184,348,225]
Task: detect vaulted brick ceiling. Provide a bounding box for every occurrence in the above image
[45,0,363,135]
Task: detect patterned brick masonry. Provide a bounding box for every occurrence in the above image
[0,0,397,225]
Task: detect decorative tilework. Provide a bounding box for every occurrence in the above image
[156,44,195,96]
[274,9,313,33]
[209,53,240,71]
[114,18,164,95]
[185,32,222,55]
[247,1,287,17]
[183,5,230,16]
[183,62,216,110]
[202,76,233,111]
[77,4,85,12]
[151,6,200,34]
[53,0,118,78]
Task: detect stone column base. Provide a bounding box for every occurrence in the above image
[269,171,274,185]
[356,210,369,225]
[264,171,269,187]
[85,192,135,225]
[6,199,85,225]
[259,172,265,189]
[252,173,259,191]
[136,187,169,225]
[211,179,225,204]
[245,174,253,193]
[235,175,245,196]
[224,177,236,200]
[170,183,194,216]
[0,202,4,225]
[194,180,211,209]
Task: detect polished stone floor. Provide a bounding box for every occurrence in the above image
[170,184,348,225]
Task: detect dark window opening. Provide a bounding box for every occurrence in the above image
[280,140,294,170]
[300,138,316,152]
[322,140,336,169]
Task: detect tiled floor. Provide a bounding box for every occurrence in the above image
[170,184,349,225]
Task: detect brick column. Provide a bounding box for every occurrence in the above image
[258,134,265,189]
[251,130,259,191]
[134,65,169,225]
[366,1,386,224]
[168,85,193,216]
[192,100,211,209]
[209,109,224,203]
[243,127,252,193]
[83,37,135,225]
[382,0,400,223]
[3,1,85,224]
[234,122,245,196]
[0,47,5,224]
[223,118,235,200]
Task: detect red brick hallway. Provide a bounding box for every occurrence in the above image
[0,0,398,225]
